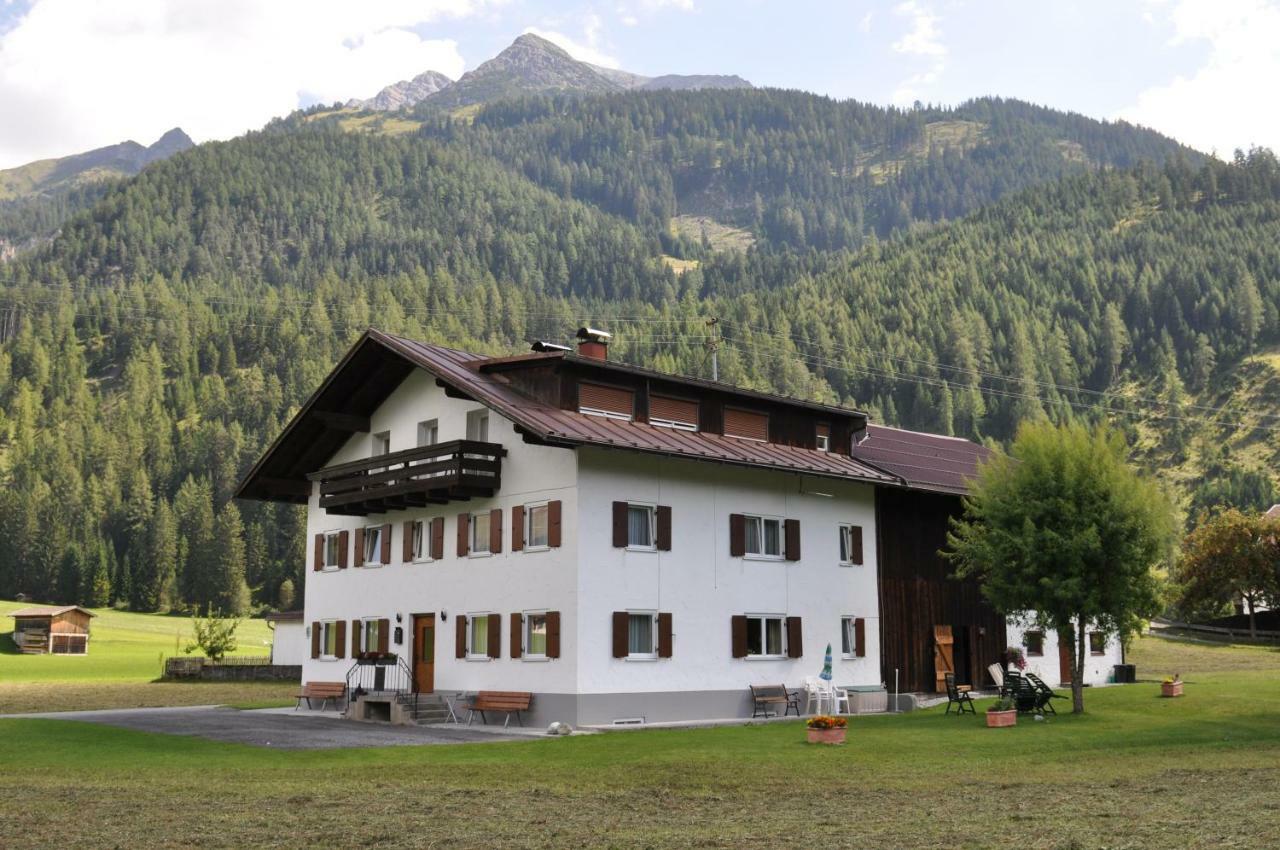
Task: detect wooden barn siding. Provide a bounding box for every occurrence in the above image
[16,612,91,635]
[876,488,1006,693]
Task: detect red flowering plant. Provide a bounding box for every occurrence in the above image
[1004,646,1027,671]
[806,715,848,730]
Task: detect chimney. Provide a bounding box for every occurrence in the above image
[576,327,612,360]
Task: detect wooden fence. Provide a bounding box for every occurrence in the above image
[1151,618,1280,641]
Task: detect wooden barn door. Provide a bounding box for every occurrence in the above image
[933,625,954,693]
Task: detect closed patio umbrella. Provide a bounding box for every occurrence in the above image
[820,643,833,681]
[818,643,834,713]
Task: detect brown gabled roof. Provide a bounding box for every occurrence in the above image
[264,610,304,623]
[8,605,96,619]
[852,425,992,495]
[236,328,990,501]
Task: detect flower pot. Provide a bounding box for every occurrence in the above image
[806,727,847,745]
[1161,681,1183,698]
[986,709,1017,728]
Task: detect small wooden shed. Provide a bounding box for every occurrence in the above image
[9,605,95,654]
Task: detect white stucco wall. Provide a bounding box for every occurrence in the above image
[575,449,882,699]
[269,620,307,665]
[300,368,581,694]
[1005,618,1124,686]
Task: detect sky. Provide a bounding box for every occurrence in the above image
[0,0,1276,169]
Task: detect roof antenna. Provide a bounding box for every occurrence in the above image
[706,317,720,382]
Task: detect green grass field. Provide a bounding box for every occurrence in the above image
[0,601,295,713]
[1,634,1278,848]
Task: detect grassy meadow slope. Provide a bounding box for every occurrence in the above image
[0,601,293,713]
[0,636,1277,848]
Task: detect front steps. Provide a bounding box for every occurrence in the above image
[396,692,454,725]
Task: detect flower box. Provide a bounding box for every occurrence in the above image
[986,709,1017,728]
[806,727,847,745]
[1161,680,1183,698]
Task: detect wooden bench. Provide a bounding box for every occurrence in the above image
[466,691,533,728]
[750,684,801,718]
[295,681,346,711]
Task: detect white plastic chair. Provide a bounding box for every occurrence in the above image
[803,677,829,714]
[832,685,851,714]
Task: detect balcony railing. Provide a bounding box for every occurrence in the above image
[308,439,506,516]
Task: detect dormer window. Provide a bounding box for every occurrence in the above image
[816,424,830,452]
[579,382,634,421]
[724,408,768,442]
[649,395,699,432]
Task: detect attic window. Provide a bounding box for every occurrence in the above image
[723,408,768,442]
[579,382,634,421]
[649,395,698,432]
[816,423,830,452]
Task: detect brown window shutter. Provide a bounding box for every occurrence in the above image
[510,613,523,659]
[854,617,866,658]
[377,619,390,654]
[612,611,629,658]
[353,527,365,567]
[548,500,562,548]
[402,521,415,562]
[311,622,320,659]
[314,534,324,571]
[612,501,628,547]
[380,524,392,565]
[849,525,864,565]
[456,512,469,557]
[487,614,501,659]
[430,517,444,560]
[337,530,349,568]
[351,619,362,656]
[656,505,672,551]
[731,615,748,658]
[729,514,746,557]
[455,615,467,658]
[723,408,768,441]
[579,382,634,418]
[489,508,503,554]
[649,395,699,427]
[512,505,525,551]
[658,612,673,658]
[335,620,347,659]
[784,518,801,561]
[786,616,803,658]
[546,611,561,658]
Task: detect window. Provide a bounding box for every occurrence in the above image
[649,395,698,431]
[724,408,768,441]
[322,532,341,569]
[745,615,786,658]
[1089,632,1106,656]
[841,617,858,658]
[410,521,427,561]
[372,431,390,457]
[466,409,489,442]
[468,614,490,659]
[627,612,657,659]
[321,621,339,658]
[470,511,491,555]
[1025,631,1045,657]
[363,525,384,565]
[816,423,830,452]
[526,503,549,549]
[524,612,548,659]
[838,524,863,566]
[628,504,655,549]
[745,515,782,558]
[579,382,634,421]
[361,618,381,654]
[417,419,438,447]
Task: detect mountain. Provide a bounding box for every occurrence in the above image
[348,70,454,111]
[0,128,193,200]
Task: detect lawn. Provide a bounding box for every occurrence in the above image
[1,635,1278,848]
[0,601,296,713]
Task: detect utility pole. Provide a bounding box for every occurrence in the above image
[706,317,720,382]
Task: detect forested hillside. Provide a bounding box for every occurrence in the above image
[0,88,1275,619]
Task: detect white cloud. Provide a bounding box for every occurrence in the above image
[889,0,946,105]
[524,14,620,68]
[0,0,484,168]
[1120,0,1280,154]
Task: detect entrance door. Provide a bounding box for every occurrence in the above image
[1058,627,1074,686]
[412,614,435,694]
[933,625,954,693]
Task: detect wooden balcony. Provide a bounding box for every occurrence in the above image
[308,440,506,516]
